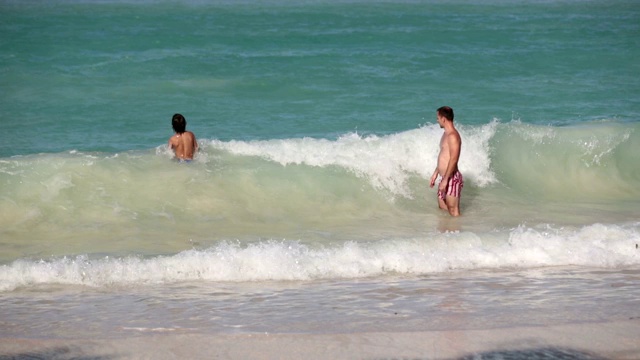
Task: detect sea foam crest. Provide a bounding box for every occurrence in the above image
[1,223,637,292]
[208,122,498,196]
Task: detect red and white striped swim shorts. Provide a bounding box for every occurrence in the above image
[438,170,463,200]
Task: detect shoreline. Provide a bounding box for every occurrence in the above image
[1,320,639,359]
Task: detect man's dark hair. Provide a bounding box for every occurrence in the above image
[172,113,186,133]
[437,106,454,122]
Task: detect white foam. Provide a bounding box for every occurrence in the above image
[208,122,498,197]
[1,223,637,292]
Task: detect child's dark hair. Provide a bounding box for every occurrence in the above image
[172,113,186,133]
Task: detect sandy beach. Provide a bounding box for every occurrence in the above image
[2,320,639,359]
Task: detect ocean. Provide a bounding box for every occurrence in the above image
[1,0,639,357]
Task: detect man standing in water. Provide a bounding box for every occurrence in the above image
[169,113,198,161]
[430,106,463,216]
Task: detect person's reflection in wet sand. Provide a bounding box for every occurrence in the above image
[438,215,462,233]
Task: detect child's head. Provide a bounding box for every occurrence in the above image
[172,113,186,133]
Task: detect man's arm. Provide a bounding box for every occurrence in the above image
[429,167,439,188]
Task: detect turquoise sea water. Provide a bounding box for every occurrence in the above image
[2,0,639,157]
[1,0,639,347]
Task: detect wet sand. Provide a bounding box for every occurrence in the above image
[2,267,639,359]
[1,320,639,359]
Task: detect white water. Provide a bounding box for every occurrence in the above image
[2,222,638,292]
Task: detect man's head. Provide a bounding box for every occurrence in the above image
[436,106,454,128]
[172,113,187,133]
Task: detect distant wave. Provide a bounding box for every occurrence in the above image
[205,120,639,200]
[1,121,638,234]
[208,122,498,197]
[490,120,640,200]
[3,120,637,201]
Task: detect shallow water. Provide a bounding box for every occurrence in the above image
[2,266,638,339]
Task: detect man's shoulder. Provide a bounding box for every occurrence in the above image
[445,128,460,136]
[446,128,461,143]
